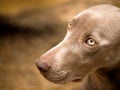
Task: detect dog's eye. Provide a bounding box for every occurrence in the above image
[85,38,96,46]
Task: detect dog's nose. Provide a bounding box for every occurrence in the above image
[36,59,50,72]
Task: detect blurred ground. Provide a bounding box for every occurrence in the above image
[0,0,120,90]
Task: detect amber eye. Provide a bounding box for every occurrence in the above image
[85,38,96,46]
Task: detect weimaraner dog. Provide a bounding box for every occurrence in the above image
[36,4,120,90]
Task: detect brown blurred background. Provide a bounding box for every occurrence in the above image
[0,0,120,90]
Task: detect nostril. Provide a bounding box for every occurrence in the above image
[36,60,50,72]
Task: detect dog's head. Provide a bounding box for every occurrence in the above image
[36,4,120,84]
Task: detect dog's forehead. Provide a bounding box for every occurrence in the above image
[73,4,119,19]
[68,4,120,46]
[72,5,120,32]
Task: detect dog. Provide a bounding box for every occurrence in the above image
[36,4,120,90]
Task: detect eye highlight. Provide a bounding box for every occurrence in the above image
[85,38,96,46]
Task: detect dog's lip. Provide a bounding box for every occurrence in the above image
[72,77,82,82]
[72,79,82,82]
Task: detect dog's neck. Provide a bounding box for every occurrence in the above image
[82,62,120,90]
[95,60,120,90]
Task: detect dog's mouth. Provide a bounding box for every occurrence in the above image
[72,79,82,82]
[71,77,82,82]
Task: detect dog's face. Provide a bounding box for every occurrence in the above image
[36,5,120,84]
